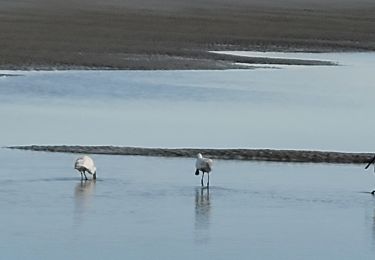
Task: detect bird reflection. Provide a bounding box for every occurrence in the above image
[194,187,211,243]
[74,180,96,225]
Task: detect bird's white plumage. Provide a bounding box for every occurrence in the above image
[195,153,213,173]
[74,155,97,175]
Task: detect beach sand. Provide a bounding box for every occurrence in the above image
[1,0,374,69]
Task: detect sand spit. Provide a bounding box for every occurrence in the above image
[7,145,374,164]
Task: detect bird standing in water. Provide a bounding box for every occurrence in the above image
[195,153,213,187]
[364,155,375,195]
[74,155,97,181]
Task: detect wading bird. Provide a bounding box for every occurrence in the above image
[195,153,213,187]
[364,155,375,195]
[74,155,97,181]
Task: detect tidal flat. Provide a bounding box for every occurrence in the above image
[1,51,375,259]
[1,0,375,69]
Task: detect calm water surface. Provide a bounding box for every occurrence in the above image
[1,52,375,259]
[0,52,374,151]
[1,149,375,259]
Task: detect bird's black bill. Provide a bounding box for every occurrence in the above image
[365,156,375,169]
[195,169,199,175]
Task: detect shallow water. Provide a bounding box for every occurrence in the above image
[0,52,375,151]
[1,52,375,259]
[1,148,375,259]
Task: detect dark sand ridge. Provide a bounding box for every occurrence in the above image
[7,145,375,164]
[1,0,374,69]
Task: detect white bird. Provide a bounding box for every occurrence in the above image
[195,153,213,187]
[365,155,375,195]
[74,155,97,181]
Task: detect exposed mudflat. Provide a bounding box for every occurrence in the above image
[8,145,374,164]
[0,0,374,69]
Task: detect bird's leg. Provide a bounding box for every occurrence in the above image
[80,171,83,180]
[207,173,210,188]
[83,171,88,181]
[201,172,204,187]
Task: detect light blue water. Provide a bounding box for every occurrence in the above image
[1,52,375,259]
[0,52,374,151]
[1,149,375,260]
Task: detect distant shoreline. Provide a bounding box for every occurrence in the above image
[1,0,374,70]
[0,52,337,71]
[7,145,374,164]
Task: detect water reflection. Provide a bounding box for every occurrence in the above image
[194,187,211,244]
[74,180,96,225]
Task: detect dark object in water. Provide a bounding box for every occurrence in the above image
[365,155,375,169]
[0,74,22,77]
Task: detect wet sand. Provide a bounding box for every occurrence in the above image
[8,145,374,164]
[1,0,374,69]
